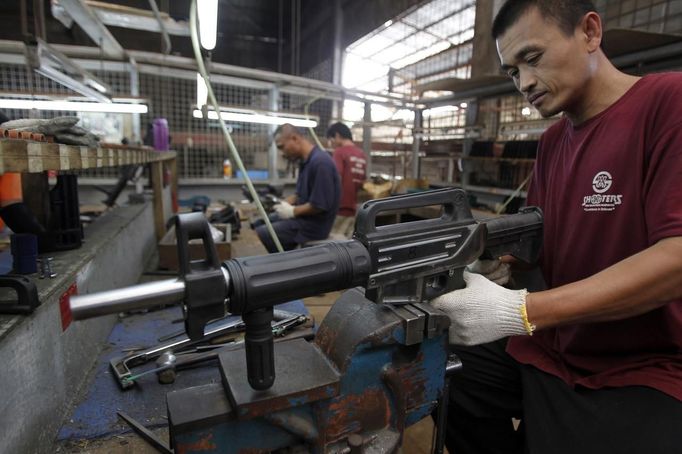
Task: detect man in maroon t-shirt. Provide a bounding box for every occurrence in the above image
[326,122,367,238]
[429,1,682,453]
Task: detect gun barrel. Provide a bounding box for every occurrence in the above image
[481,207,544,263]
[70,279,186,320]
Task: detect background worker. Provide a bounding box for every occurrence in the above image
[326,122,367,238]
[255,124,340,252]
[430,1,682,453]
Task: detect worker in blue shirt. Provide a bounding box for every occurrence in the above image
[255,124,340,252]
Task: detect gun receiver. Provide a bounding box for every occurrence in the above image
[70,188,542,390]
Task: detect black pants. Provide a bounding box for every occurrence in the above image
[446,339,682,454]
[254,217,301,252]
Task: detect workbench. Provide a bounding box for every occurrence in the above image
[0,138,178,240]
[0,138,178,453]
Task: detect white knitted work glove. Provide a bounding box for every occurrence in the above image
[467,259,511,285]
[274,201,295,219]
[431,271,533,346]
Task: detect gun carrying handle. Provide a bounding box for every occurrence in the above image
[354,187,472,235]
[175,212,221,277]
[175,213,228,341]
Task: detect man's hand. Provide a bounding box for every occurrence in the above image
[274,201,295,219]
[467,259,511,285]
[431,271,533,346]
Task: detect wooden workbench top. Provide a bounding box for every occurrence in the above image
[0,138,175,174]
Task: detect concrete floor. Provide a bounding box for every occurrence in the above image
[55,219,445,453]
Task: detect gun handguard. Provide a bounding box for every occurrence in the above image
[70,188,543,390]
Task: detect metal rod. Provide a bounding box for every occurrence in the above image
[0,40,412,107]
[70,279,185,319]
[117,411,174,454]
[278,0,283,73]
[147,0,172,55]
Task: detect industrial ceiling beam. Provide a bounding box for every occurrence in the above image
[86,1,190,36]
[56,0,126,59]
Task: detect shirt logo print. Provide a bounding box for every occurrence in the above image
[582,171,623,212]
[592,171,612,193]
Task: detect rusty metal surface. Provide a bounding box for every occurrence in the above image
[315,288,404,371]
[169,290,450,453]
[220,338,340,420]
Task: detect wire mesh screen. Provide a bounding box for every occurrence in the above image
[140,72,273,180]
[0,60,338,180]
[597,0,682,33]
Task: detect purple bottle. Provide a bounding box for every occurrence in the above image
[152,118,169,151]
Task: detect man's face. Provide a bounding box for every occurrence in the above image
[496,7,593,118]
[327,133,343,149]
[276,133,298,161]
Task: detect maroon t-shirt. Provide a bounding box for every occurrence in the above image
[508,73,682,400]
[333,145,367,216]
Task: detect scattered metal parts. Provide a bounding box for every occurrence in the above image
[117,411,174,454]
[37,257,57,279]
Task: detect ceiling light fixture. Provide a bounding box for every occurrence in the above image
[193,108,317,128]
[0,99,148,114]
[26,39,113,103]
[197,0,218,50]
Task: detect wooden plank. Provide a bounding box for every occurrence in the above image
[41,142,60,171]
[0,139,177,173]
[105,148,115,167]
[96,147,103,168]
[150,160,166,241]
[168,155,178,214]
[0,140,27,173]
[80,147,90,168]
[58,144,70,170]
[27,142,44,173]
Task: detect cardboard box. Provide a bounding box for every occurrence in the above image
[158,223,231,270]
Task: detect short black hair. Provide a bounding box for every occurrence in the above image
[325,122,353,141]
[274,123,306,138]
[492,0,597,39]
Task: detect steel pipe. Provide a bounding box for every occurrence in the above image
[70,279,185,319]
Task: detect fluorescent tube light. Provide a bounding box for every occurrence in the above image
[28,39,113,103]
[0,99,148,114]
[35,65,112,104]
[197,0,218,50]
[193,109,317,128]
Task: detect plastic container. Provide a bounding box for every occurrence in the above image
[223,159,232,179]
[10,233,37,274]
[152,118,170,151]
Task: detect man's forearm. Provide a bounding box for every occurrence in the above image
[293,202,322,217]
[526,237,682,329]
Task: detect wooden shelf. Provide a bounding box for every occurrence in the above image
[0,138,176,174]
